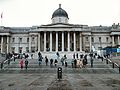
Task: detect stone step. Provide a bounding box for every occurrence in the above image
[0,67,118,74]
[6,64,110,68]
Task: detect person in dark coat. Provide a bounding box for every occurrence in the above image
[74,59,77,68]
[65,61,67,67]
[50,58,53,67]
[38,52,41,57]
[76,53,78,59]
[25,59,29,70]
[54,59,58,67]
[73,53,75,59]
[8,59,10,65]
[90,57,94,68]
[38,56,42,66]
[82,59,87,68]
[45,56,48,66]
[0,61,4,70]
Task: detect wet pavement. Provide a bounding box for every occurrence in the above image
[0,57,120,90]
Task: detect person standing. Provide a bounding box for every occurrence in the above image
[65,61,67,67]
[54,59,58,67]
[73,53,75,59]
[90,57,94,68]
[0,61,4,70]
[38,55,42,66]
[38,52,41,58]
[76,53,78,59]
[74,59,77,68]
[25,59,29,70]
[50,58,53,68]
[56,52,60,60]
[45,56,48,66]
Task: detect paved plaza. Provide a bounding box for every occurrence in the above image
[0,56,120,90]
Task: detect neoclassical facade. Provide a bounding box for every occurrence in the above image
[0,4,120,54]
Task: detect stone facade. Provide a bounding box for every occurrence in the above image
[0,5,120,54]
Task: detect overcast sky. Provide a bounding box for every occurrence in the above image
[0,0,120,27]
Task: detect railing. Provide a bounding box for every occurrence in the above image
[0,58,13,69]
[105,58,120,74]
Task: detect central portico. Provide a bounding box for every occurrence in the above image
[30,4,91,53]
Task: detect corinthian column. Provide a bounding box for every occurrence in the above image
[74,32,76,52]
[62,32,64,52]
[44,32,46,52]
[50,32,52,52]
[56,32,58,52]
[68,32,70,51]
[80,33,82,52]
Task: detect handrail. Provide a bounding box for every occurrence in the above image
[104,57,120,74]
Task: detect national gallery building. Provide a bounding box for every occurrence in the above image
[0,4,120,55]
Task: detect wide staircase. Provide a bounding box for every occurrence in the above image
[0,56,119,74]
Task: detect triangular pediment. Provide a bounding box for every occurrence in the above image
[40,23,75,28]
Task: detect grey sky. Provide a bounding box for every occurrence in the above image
[0,0,120,27]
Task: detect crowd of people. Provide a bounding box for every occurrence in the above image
[0,51,108,70]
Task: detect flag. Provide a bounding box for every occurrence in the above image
[1,12,3,19]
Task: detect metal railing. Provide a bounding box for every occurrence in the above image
[105,58,120,74]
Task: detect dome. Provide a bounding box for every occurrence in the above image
[52,4,68,19]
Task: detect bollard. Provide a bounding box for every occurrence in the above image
[112,62,114,68]
[57,67,62,80]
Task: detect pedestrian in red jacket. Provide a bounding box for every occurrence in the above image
[20,59,24,69]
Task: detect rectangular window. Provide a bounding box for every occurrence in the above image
[27,38,29,43]
[19,38,22,43]
[92,37,94,42]
[26,47,29,52]
[19,47,22,53]
[32,37,34,41]
[31,47,35,53]
[86,37,89,41]
[99,37,101,42]
[12,38,15,42]
[11,47,15,53]
[106,37,108,42]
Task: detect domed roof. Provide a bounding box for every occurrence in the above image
[52,4,68,19]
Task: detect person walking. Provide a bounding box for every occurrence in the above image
[25,59,29,70]
[8,59,10,65]
[20,59,24,69]
[61,57,64,66]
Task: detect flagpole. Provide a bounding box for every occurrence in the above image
[1,12,3,26]
[1,18,2,26]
